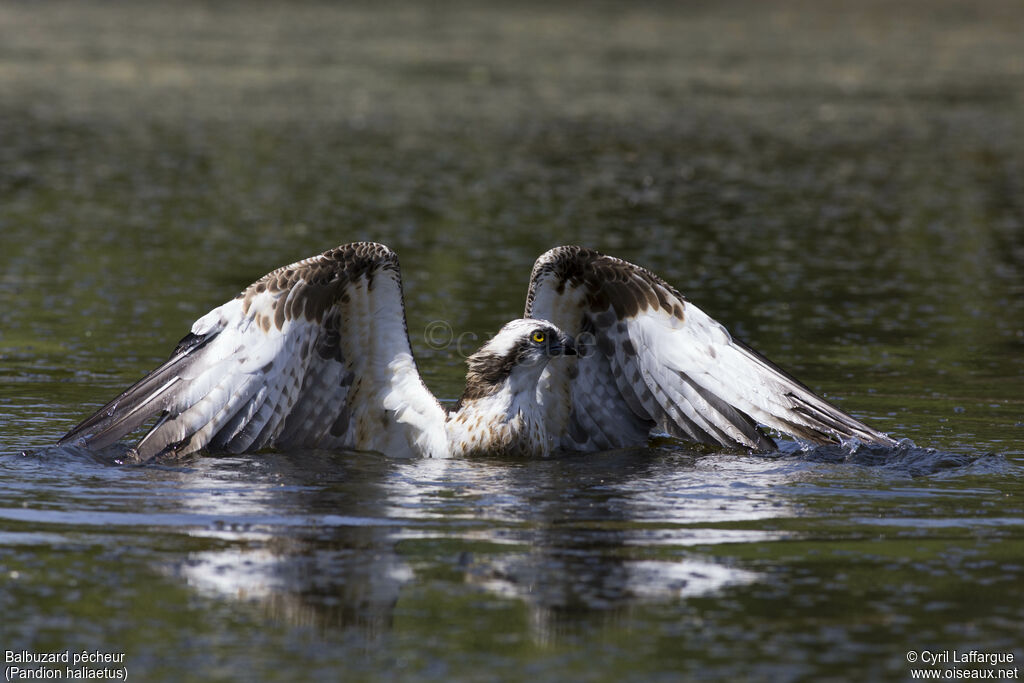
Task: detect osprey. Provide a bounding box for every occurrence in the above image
[59,243,896,461]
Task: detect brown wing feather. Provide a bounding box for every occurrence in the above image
[525,246,896,451]
[60,242,445,460]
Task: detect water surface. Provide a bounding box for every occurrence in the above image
[1,1,1022,680]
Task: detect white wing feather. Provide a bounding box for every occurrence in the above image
[60,243,448,460]
[526,246,896,452]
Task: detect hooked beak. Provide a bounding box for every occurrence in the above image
[561,334,577,356]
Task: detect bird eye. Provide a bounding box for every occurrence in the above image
[532,331,546,344]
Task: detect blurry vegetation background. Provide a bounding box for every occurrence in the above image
[1,0,1022,444]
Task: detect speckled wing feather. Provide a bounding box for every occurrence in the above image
[59,243,448,460]
[525,246,896,452]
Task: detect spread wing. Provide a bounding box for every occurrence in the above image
[59,242,448,461]
[525,246,897,452]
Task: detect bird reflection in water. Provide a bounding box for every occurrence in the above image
[163,447,800,644]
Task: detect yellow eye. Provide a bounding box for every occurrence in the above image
[532,331,546,344]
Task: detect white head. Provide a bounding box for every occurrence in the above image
[458,319,576,403]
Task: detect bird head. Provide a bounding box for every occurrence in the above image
[460,319,576,401]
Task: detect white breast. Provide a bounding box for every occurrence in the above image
[446,385,551,458]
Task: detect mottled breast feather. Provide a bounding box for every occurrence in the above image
[525,246,896,452]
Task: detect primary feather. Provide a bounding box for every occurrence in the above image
[60,243,896,461]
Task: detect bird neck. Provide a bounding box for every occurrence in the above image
[446,370,551,458]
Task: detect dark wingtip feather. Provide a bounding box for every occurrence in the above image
[57,331,218,451]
